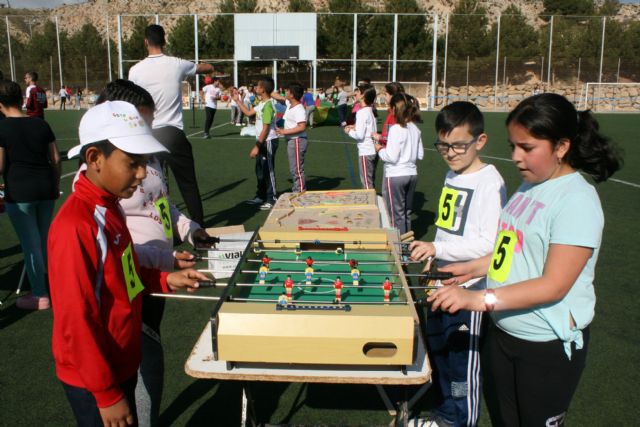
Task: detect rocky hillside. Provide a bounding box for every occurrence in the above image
[9,0,640,40]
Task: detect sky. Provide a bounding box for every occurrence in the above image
[5,0,640,9]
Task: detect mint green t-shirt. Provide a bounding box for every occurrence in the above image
[487,172,604,358]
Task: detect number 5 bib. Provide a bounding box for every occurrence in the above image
[488,230,517,283]
[435,187,459,230]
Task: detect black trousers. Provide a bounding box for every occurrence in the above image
[484,321,589,427]
[204,107,217,135]
[152,126,204,226]
[255,139,279,202]
[62,376,138,427]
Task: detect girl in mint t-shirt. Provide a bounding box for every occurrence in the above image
[427,93,622,426]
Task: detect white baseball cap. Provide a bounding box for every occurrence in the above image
[68,100,169,159]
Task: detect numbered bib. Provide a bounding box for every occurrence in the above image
[488,230,517,283]
[434,187,459,230]
[121,243,145,302]
[154,197,173,240]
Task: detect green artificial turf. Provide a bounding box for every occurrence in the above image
[1,107,639,426]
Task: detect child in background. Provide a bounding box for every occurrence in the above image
[49,100,208,427]
[233,77,279,210]
[427,93,622,425]
[275,82,309,193]
[373,82,405,147]
[0,79,60,310]
[344,83,378,190]
[409,101,506,427]
[201,76,221,139]
[334,78,349,127]
[375,93,424,235]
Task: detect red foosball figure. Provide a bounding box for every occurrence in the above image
[262,255,271,267]
[382,277,393,302]
[304,257,315,285]
[284,275,295,303]
[333,276,344,303]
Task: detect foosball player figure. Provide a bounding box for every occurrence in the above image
[277,293,288,306]
[349,259,360,286]
[258,264,269,285]
[333,276,344,303]
[382,277,393,303]
[284,275,295,303]
[262,255,271,267]
[305,256,314,285]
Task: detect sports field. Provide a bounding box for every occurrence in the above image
[1,108,638,425]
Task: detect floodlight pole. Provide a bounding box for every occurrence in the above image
[55,16,64,88]
[312,59,317,95]
[194,14,200,105]
[352,13,357,88]
[117,15,123,78]
[547,15,553,89]
[84,55,88,93]
[106,15,112,81]
[50,56,54,92]
[443,14,449,106]
[273,60,277,91]
[6,16,15,81]
[392,14,398,82]
[233,59,238,88]
[155,14,159,25]
[494,14,500,111]
[429,13,438,110]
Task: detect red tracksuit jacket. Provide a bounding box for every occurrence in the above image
[49,172,170,408]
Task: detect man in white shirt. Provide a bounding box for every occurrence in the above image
[129,24,214,226]
[201,76,221,139]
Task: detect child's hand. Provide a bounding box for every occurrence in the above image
[374,141,383,152]
[438,262,475,286]
[192,229,220,249]
[99,396,134,426]
[249,145,260,158]
[174,251,196,269]
[167,269,209,292]
[409,241,436,262]
[427,286,484,313]
[372,132,380,141]
[275,128,285,136]
[343,125,353,134]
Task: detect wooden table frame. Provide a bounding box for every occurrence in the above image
[186,322,432,426]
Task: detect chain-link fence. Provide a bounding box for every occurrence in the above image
[2,12,639,111]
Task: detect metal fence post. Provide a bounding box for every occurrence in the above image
[392,14,398,83]
[352,13,357,87]
[494,14,500,110]
[547,15,553,88]
[55,16,63,88]
[429,13,438,110]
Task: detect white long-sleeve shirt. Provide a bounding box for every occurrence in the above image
[347,106,377,156]
[434,164,507,288]
[73,158,200,271]
[378,122,424,177]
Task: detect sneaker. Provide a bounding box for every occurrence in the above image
[408,415,454,427]
[203,133,210,139]
[16,295,51,310]
[235,123,242,127]
[245,197,265,205]
[259,202,273,210]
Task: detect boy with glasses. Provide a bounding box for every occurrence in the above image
[409,101,506,427]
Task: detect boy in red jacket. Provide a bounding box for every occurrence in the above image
[48,100,207,427]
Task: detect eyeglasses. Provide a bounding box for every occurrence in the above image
[433,137,478,155]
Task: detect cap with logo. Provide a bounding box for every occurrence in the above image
[67,100,169,159]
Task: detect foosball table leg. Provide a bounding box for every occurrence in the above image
[394,393,409,427]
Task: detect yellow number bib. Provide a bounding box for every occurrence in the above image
[154,197,173,240]
[121,243,145,302]
[488,230,517,283]
[434,187,459,230]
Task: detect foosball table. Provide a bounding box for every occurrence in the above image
[182,190,449,425]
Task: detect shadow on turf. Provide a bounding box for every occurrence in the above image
[411,192,436,239]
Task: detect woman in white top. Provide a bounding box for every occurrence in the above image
[344,84,378,190]
[375,93,424,234]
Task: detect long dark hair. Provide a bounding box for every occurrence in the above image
[390,93,421,126]
[506,93,622,183]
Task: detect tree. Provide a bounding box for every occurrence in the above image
[317,0,369,59]
[167,15,196,59]
[201,0,234,59]
[488,5,539,60]
[541,0,595,20]
[448,0,491,59]
[288,0,315,12]
[64,23,109,89]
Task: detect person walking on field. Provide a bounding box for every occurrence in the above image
[129,24,214,226]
